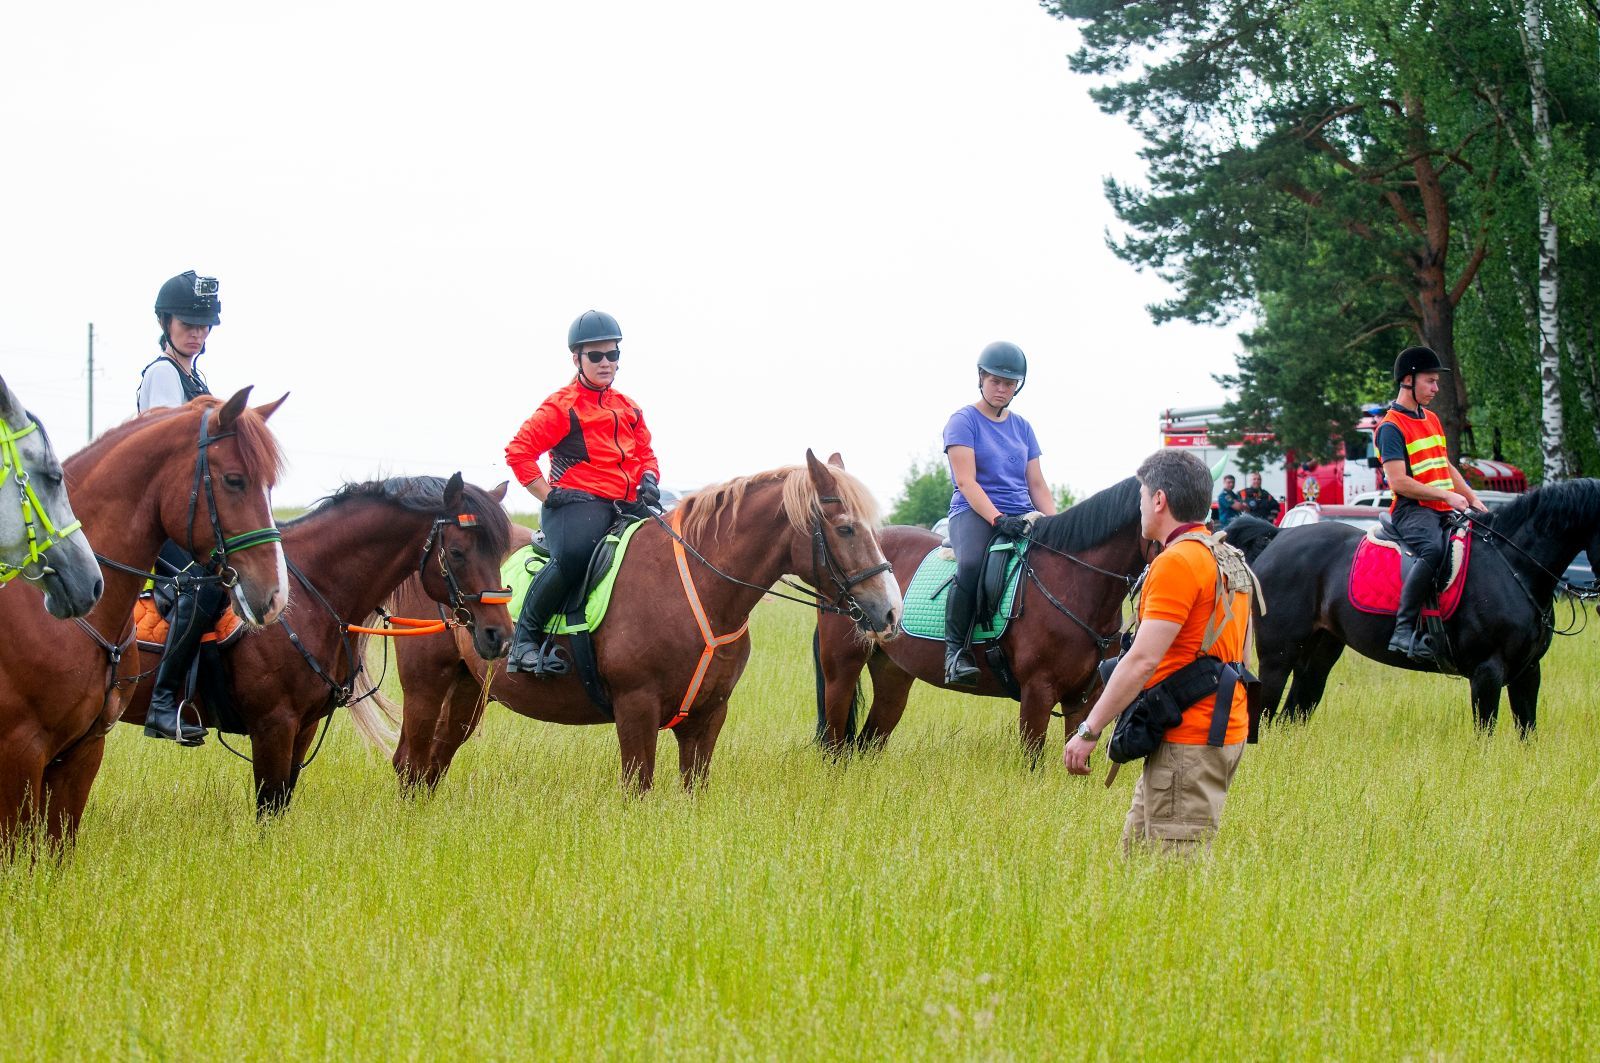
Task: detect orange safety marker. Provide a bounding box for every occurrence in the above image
[664,507,748,730]
[346,615,448,637]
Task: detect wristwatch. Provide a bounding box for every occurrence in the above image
[1074,720,1100,743]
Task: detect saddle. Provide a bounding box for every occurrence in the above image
[133,596,244,650]
[132,596,249,733]
[899,537,1029,642]
[1348,514,1471,620]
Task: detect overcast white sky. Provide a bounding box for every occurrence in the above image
[0,1,1240,512]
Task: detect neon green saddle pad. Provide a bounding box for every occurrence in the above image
[898,538,1028,641]
[502,518,647,635]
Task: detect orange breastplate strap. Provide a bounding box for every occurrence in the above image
[665,508,749,730]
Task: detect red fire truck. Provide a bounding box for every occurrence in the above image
[1160,404,1528,515]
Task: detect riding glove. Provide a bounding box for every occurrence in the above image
[637,472,662,511]
[993,514,1030,539]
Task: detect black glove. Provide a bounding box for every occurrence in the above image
[993,513,1030,539]
[543,486,598,510]
[636,472,662,511]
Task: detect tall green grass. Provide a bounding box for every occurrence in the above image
[3,603,1596,1058]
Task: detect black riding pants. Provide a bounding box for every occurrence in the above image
[1390,502,1447,577]
[533,499,616,615]
[947,509,992,617]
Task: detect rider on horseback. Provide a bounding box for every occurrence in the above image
[504,310,661,676]
[940,341,1058,686]
[1378,345,1484,664]
[135,270,226,745]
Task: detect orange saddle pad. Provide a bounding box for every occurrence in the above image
[134,596,244,649]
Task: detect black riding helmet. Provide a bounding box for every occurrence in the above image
[568,310,622,351]
[977,340,1027,396]
[155,271,221,327]
[1393,345,1450,386]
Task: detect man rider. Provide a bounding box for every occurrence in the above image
[1376,345,1484,664]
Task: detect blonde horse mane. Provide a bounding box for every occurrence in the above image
[676,462,881,547]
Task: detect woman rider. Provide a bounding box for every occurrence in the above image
[504,310,662,675]
[942,341,1058,686]
[135,270,226,745]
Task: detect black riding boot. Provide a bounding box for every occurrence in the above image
[506,566,572,677]
[146,591,210,746]
[1388,559,1438,664]
[943,587,981,687]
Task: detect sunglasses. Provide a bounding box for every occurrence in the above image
[583,349,621,364]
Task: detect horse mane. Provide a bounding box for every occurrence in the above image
[285,476,511,559]
[677,462,881,546]
[1483,478,1600,541]
[79,397,286,486]
[1029,476,1143,553]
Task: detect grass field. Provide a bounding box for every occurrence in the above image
[3,601,1597,1059]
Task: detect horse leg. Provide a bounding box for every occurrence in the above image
[1469,661,1506,735]
[283,715,326,795]
[0,748,46,855]
[673,698,730,791]
[1255,637,1296,725]
[1507,662,1539,739]
[1282,634,1345,724]
[1018,680,1057,767]
[855,652,917,751]
[612,696,661,794]
[814,620,871,752]
[250,711,302,817]
[422,672,488,790]
[40,734,107,851]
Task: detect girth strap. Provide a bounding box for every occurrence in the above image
[665,508,749,731]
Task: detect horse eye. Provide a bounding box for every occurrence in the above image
[224,473,246,490]
[449,546,467,562]
[837,524,856,537]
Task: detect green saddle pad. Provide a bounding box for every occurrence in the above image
[502,518,647,635]
[899,538,1028,641]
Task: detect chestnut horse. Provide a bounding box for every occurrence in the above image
[0,391,288,849]
[378,451,902,792]
[116,474,514,815]
[814,476,1147,757]
[0,375,101,618]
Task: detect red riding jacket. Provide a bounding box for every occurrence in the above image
[505,378,659,502]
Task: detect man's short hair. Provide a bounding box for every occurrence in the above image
[1222,474,1235,485]
[1137,449,1213,523]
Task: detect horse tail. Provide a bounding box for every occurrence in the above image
[812,624,862,744]
[346,619,401,754]
[1221,514,1280,565]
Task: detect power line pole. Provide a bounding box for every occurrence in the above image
[86,322,94,442]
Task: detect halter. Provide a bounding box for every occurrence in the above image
[0,416,85,585]
[418,511,513,629]
[810,494,894,625]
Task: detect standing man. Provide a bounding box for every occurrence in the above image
[1376,346,1484,663]
[1063,449,1255,855]
[504,310,661,676]
[1215,474,1243,529]
[1241,472,1280,523]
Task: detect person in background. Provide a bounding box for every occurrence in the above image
[1241,472,1280,523]
[1215,474,1244,529]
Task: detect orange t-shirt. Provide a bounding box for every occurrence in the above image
[1138,537,1251,745]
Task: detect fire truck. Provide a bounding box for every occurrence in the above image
[1159,404,1528,513]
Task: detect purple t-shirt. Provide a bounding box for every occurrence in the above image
[943,405,1041,517]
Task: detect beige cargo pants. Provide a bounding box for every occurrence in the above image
[1122,739,1245,856]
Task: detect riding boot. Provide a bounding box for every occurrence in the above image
[146,591,210,746]
[1389,558,1438,664]
[506,566,573,677]
[943,587,981,687]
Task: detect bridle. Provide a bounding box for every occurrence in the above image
[0,415,84,586]
[419,510,513,629]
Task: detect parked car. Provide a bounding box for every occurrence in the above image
[1275,502,1382,532]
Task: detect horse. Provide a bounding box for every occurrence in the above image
[115,474,515,815]
[1223,479,1600,736]
[376,451,902,793]
[0,390,288,850]
[0,374,101,617]
[814,475,1148,758]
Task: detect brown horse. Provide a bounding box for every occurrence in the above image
[0,391,288,849]
[814,476,1147,757]
[116,474,514,815]
[378,451,902,792]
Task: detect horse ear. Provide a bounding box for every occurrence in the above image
[443,472,465,509]
[827,452,845,469]
[490,480,509,503]
[251,392,290,422]
[216,386,255,430]
[0,375,19,421]
[805,448,839,495]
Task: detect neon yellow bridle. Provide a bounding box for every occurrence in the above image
[0,417,84,584]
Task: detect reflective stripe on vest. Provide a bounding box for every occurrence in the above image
[1381,408,1453,512]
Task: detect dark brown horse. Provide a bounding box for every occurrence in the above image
[814,476,1147,757]
[0,391,288,849]
[378,452,902,793]
[116,474,514,815]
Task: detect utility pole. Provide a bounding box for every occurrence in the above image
[86,322,95,442]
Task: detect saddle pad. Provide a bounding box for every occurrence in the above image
[1348,525,1471,619]
[503,518,647,636]
[134,596,244,651]
[899,539,1027,642]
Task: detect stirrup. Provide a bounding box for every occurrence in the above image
[508,638,570,677]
